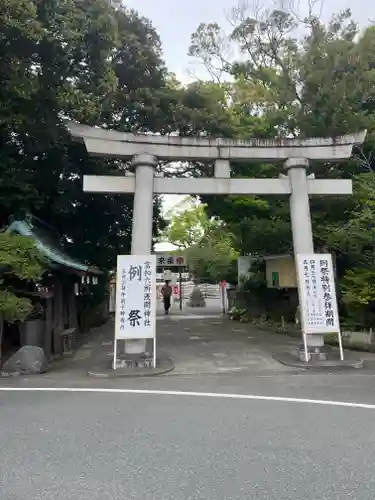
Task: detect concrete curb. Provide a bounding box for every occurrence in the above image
[87,357,175,378]
[248,321,375,354]
[273,351,364,371]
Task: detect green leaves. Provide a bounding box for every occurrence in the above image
[0,233,45,281]
[185,229,238,282]
[164,202,208,248]
[0,233,45,322]
[341,268,375,307]
[0,0,169,274]
[189,5,374,137]
[163,201,238,282]
[186,4,375,328]
[0,290,33,323]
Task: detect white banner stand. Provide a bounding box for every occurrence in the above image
[114,255,157,370]
[296,253,343,361]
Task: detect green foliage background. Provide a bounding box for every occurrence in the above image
[2,0,375,327]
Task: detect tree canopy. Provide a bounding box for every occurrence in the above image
[0,0,226,274]
[0,0,167,271]
[0,233,45,322]
[164,200,238,282]
[185,1,375,324]
[2,0,375,326]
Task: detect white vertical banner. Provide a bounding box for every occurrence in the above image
[296,254,340,335]
[115,255,156,340]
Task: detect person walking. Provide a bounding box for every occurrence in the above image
[161,280,172,315]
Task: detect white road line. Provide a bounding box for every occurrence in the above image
[0,387,375,409]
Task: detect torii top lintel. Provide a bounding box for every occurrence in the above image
[65,121,366,162]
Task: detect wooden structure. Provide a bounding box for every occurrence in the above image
[6,215,102,360]
[264,255,297,289]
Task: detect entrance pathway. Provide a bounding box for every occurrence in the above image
[43,314,307,379]
[156,315,297,375]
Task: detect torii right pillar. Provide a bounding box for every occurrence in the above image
[285,157,324,357]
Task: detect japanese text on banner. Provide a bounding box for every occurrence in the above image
[115,255,156,340]
[297,254,339,334]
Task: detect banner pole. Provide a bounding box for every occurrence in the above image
[302,330,309,363]
[113,339,117,370]
[153,337,156,368]
[337,330,344,361]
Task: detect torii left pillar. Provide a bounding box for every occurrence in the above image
[125,153,157,355]
[131,153,156,255]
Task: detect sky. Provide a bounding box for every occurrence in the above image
[123,0,375,216]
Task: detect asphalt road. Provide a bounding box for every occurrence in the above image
[2,383,375,500]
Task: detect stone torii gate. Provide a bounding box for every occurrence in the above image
[66,121,366,356]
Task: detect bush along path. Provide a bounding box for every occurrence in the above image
[228,307,375,354]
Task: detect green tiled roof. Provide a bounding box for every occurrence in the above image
[6,218,101,274]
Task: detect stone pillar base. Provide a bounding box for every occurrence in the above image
[298,333,326,361]
[298,344,328,362]
[116,352,153,369]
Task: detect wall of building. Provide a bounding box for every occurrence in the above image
[265,256,297,288]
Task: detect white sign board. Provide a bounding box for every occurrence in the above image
[156,253,186,267]
[115,255,156,340]
[296,254,339,334]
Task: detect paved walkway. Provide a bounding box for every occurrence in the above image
[156,315,298,375]
[18,308,375,380]
[44,313,306,379]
